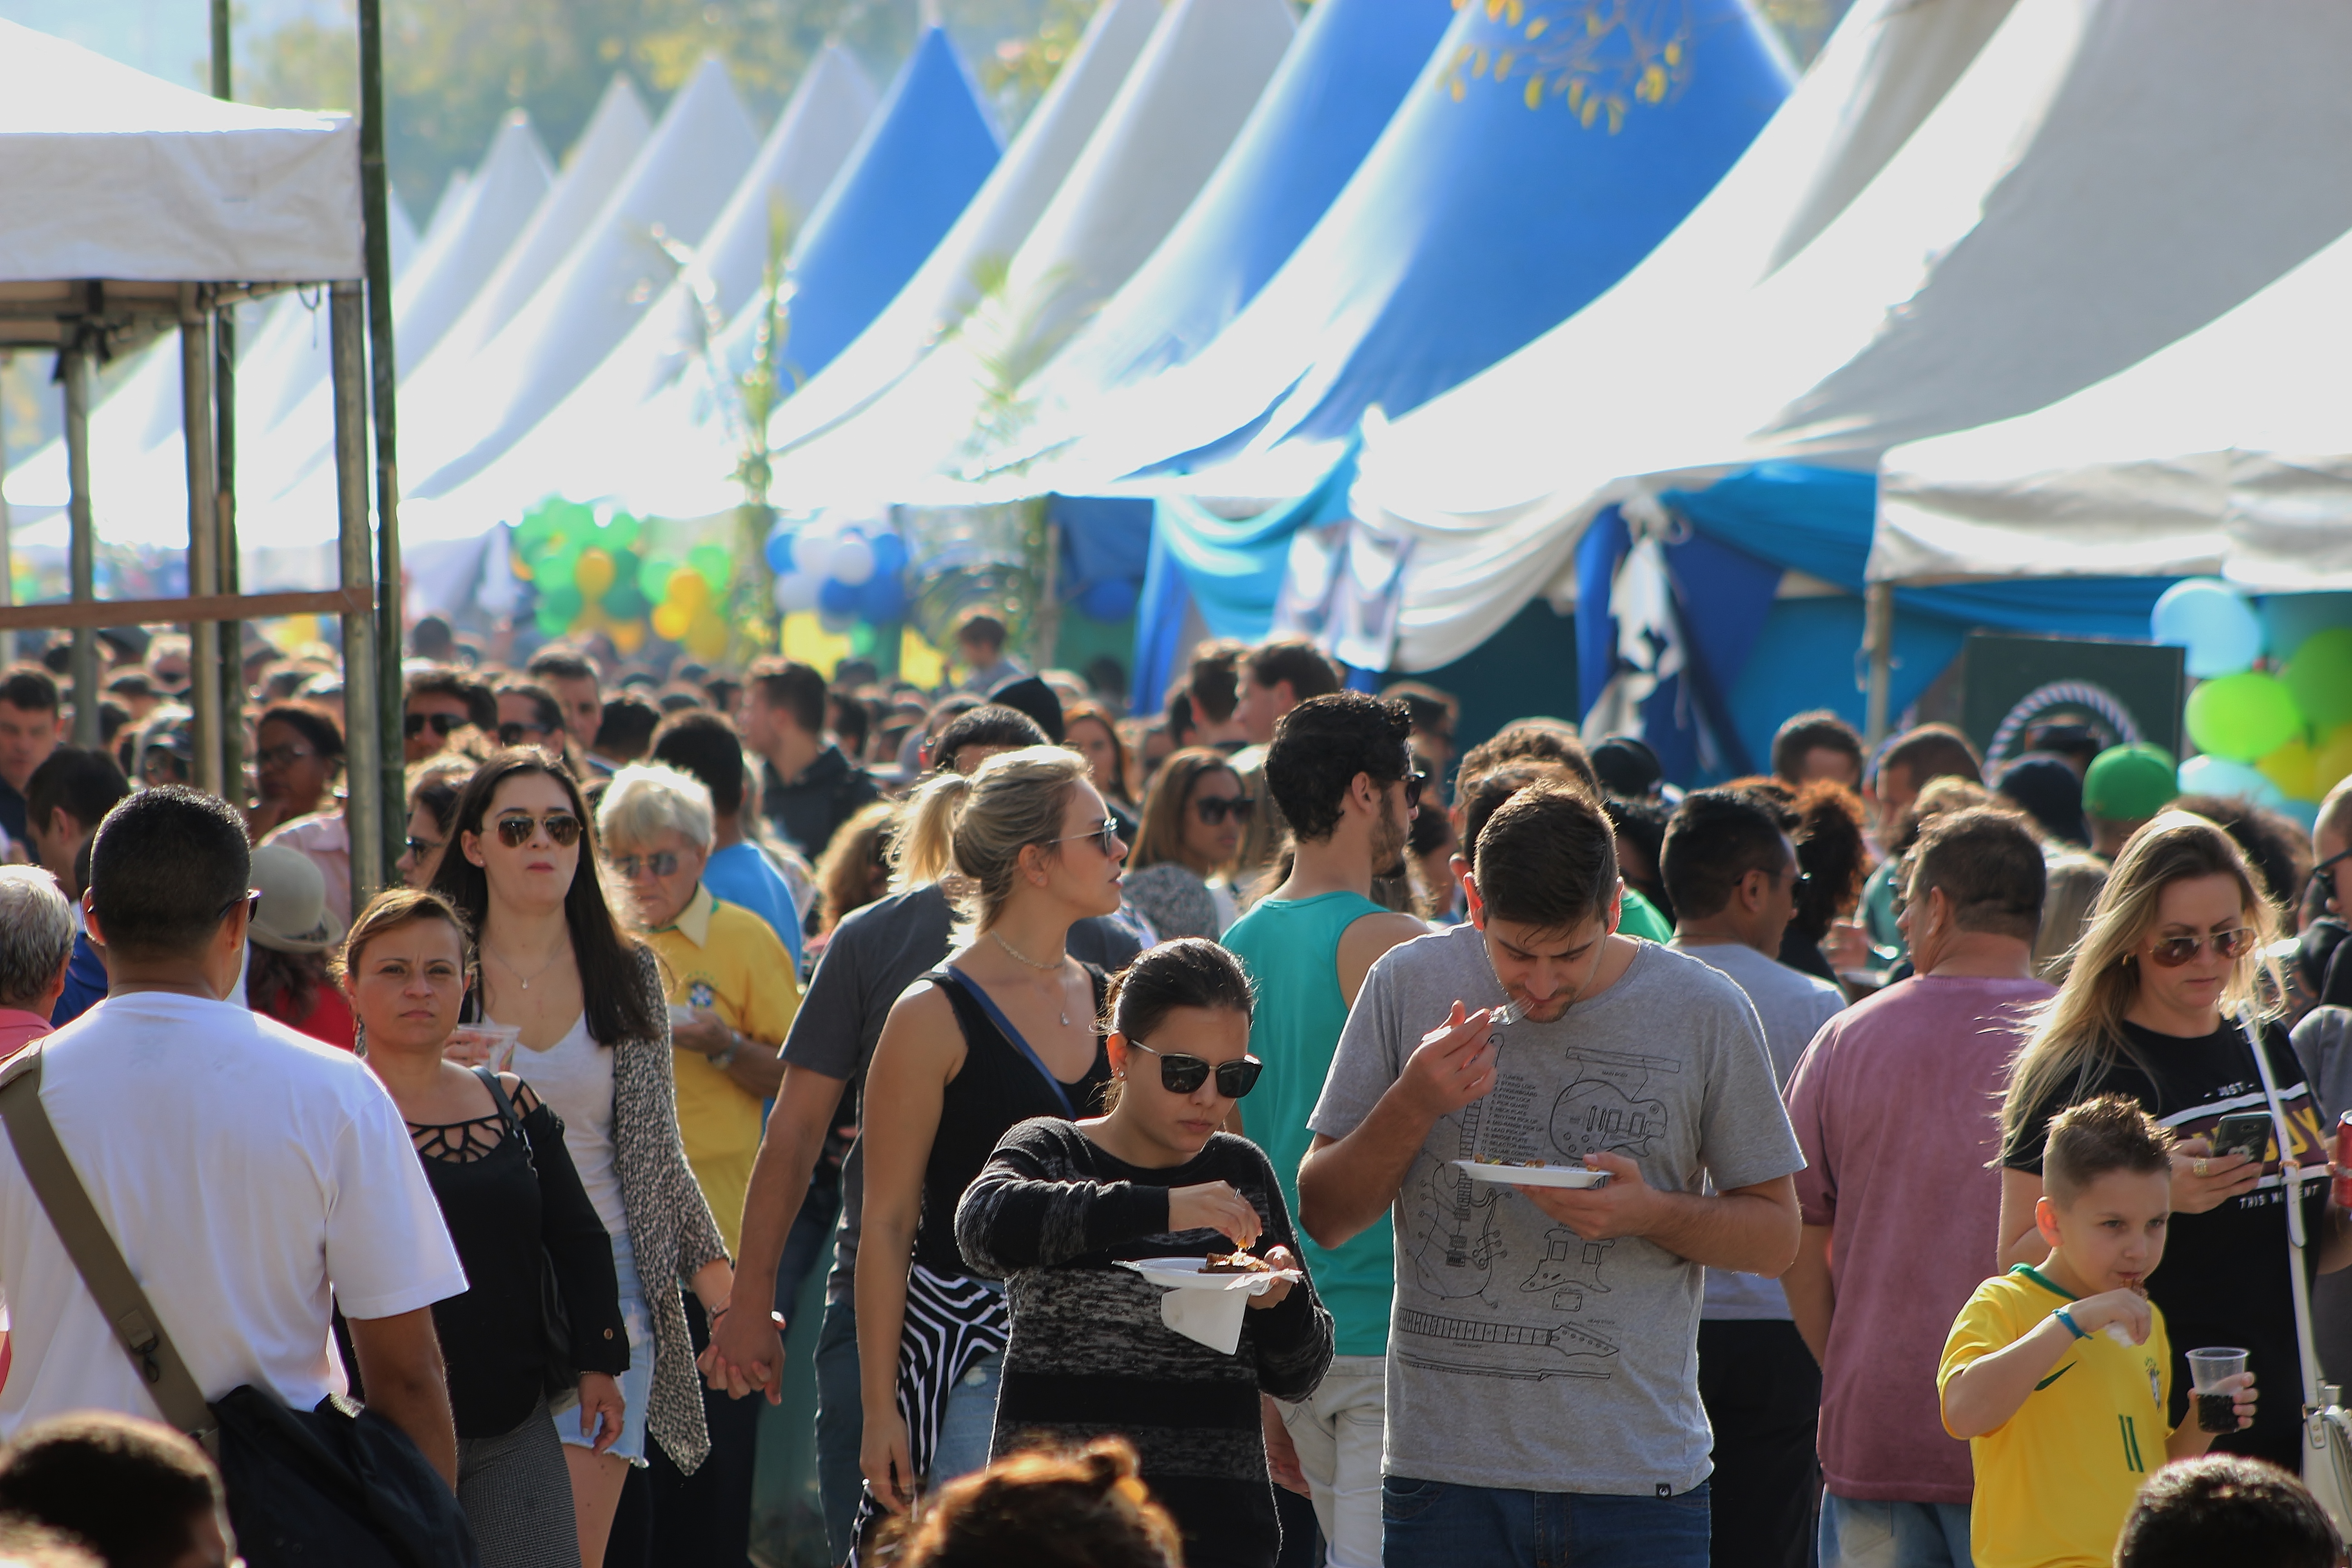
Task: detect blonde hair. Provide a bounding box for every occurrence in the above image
[2002,811,2283,1147]
[891,744,1093,936]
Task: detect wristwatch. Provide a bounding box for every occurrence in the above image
[712,1030,742,1071]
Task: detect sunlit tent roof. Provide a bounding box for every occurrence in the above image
[764,0,1301,511]
[1014,0,1793,492]
[399,45,879,536]
[1012,0,1457,450]
[1874,219,2352,592]
[398,57,762,500]
[1349,0,2352,670]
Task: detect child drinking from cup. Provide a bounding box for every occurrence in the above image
[1939,1095,2258,1568]
[953,940,1333,1568]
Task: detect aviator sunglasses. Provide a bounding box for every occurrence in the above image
[493,811,582,848]
[1128,1039,1264,1099]
[2145,928,2258,967]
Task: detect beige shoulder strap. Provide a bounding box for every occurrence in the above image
[0,1047,217,1448]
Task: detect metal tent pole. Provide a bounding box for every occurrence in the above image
[1863,582,1894,746]
[331,285,383,898]
[181,285,225,797]
[211,0,242,789]
[358,0,404,884]
[61,339,97,745]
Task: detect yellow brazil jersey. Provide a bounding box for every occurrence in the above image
[1938,1264,2173,1568]
[647,882,801,1256]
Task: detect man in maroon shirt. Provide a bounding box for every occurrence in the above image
[1782,808,2054,1568]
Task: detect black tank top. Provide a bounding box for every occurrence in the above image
[914,964,1112,1277]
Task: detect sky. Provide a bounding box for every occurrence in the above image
[0,0,334,88]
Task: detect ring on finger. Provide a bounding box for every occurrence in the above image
[2194,1157,2210,1177]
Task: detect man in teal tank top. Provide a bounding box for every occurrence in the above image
[1223,692,1429,1568]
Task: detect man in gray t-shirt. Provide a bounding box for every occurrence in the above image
[1300,781,1802,1568]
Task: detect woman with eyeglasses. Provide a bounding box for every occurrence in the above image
[851,746,1128,1548]
[428,750,733,1567]
[1121,748,1252,941]
[1997,810,2352,1468]
[956,939,1331,1568]
[397,755,477,891]
[252,702,353,922]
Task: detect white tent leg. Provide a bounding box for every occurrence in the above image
[181,285,224,798]
[62,339,97,746]
[332,284,383,900]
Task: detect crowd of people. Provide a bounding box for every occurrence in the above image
[0,608,2348,1568]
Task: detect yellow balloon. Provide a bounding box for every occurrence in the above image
[2315,724,2352,796]
[2258,736,2319,801]
[898,627,946,690]
[651,602,692,642]
[666,570,710,614]
[611,619,647,655]
[686,609,731,663]
[575,548,617,600]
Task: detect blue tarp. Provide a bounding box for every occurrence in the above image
[780,29,1000,384]
[1129,0,1793,475]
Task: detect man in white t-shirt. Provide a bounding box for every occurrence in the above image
[1662,787,1848,1568]
[0,787,466,1485]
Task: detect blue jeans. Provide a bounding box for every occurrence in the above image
[1382,1476,1710,1568]
[1818,1493,1973,1568]
[814,1295,863,1567]
[931,1351,1003,1483]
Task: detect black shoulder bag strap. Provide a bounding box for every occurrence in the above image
[0,1047,220,1453]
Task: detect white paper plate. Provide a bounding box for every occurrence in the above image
[1117,1257,1303,1293]
[1454,1160,1611,1189]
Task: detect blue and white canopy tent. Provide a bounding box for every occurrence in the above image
[1348,0,2352,779]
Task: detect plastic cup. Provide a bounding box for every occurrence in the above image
[447,1022,522,1073]
[2189,1347,2248,1434]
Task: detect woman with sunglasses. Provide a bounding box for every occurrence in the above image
[1122,748,1252,941]
[1999,810,2352,1467]
[853,746,1128,1546]
[957,939,1332,1568]
[429,750,733,1567]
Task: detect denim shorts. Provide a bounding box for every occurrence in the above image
[554,1289,653,1466]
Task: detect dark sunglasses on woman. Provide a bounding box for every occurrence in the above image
[2146,928,2257,967]
[1193,794,1255,826]
[493,811,582,848]
[1129,1039,1264,1099]
[498,721,551,746]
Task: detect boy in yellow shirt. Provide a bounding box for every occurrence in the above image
[1937,1095,2258,1568]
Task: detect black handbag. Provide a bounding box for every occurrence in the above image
[0,1047,480,1568]
[468,1066,579,1407]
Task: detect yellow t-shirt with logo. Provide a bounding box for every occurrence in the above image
[1938,1264,2173,1568]
[648,883,800,1256]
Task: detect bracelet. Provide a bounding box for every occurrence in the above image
[712,1031,741,1070]
[2053,1306,2089,1341]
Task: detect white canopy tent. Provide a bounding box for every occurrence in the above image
[1346,0,2352,671]
[759,0,1300,512]
[1873,218,2352,591]
[0,18,388,875]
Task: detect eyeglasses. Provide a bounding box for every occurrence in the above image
[609,851,682,879]
[1193,794,1255,826]
[499,721,551,746]
[255,744,314,770]
[2312,848,2352,902]
[404,835,444,861]
[493,812,583,848]
[1051,818,1124,858]
[405,712,464,739]
[1128,1039,1263,1099]
[217,888,261,921]
[2146,928,2259,968]
[140,752,188,783]
[1403,767,1430,812]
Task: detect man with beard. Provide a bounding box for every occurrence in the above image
[1298,781,1803,1568]
[1221,692,1429,1568]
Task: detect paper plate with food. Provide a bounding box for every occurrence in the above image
[1117,1252,1306,1293]
[1454,1159,1612,1189]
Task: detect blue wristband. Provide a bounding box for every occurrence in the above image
[2054,1306,2089,1341]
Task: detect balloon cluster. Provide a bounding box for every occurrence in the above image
[2155,579,2352,823]
[766,518,910,633]
[510,500,735,662]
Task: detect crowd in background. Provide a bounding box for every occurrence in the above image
[0,606,2347,1568]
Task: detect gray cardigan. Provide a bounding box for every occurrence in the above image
[610,945,731,1474]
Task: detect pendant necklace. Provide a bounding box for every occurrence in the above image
[992,931,1072,1027]
[489,945,562,991]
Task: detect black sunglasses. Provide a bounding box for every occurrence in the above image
[1129,1039,1263,1099]
[609,851,682,879]
[1402,767,1430,811]
[498,721,551,746]
[405,835,444,860]
[1194,794,1255,826]
[405,712,464,739]
[493,812,583,848]
[2312,848,2352,902]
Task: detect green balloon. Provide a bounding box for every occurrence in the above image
[534,599,570,637]
[689,542,732,591]
[2184,671,2303,762]
[534,548,578,592]
[637,557,676,601]
[602,510,642,550]
[603,583,650,622]
[540,582,584,628]
[2287,627,2352,731]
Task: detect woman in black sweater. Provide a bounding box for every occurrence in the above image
[957,940,1333,1568]
[342,888,627,1568]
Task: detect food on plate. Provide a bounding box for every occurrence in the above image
[1202,1251,1273,1274]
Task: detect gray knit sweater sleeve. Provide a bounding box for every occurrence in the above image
[957,1117,1172,1277]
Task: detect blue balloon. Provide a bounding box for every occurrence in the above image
[2151,578,2263,678]
[2176,753,2285,808]
[764,524,799,576]
[859,572,909,622]
[818,577,861,619]
[1077,577,1139,622]
[870,532,908,576]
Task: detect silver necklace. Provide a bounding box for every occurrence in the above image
[992,932,1073,1027]
[487,944,563,991]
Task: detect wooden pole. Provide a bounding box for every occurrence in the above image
[211,0,243,789]
[358,0,404,883]
[181,285,225,798]
[61,339,97,746]
[1863,581,1894,746]
[332,286,384,900]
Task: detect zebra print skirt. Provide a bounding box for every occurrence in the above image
[849,1265,1009,1561]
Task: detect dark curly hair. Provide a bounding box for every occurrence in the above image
[1264,693,1412,843]
[1728,775,1869,943]
[884,1438,1181,1568]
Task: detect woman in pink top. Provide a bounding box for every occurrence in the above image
[0,867,74,1063]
